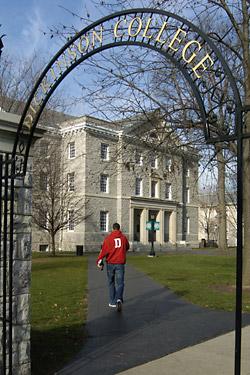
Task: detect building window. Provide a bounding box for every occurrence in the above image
[101,143,109,160]
[39,172,48,191]
[135,150,143,166]
[150,154,158,169]
[185,187,190,203]
[68,172,75,192]
[100,174,109,193]
[186,217,190,234]
[135,177,142,196]
[165,183,172,200]
[68,210,75,231]
[165,157,172,171]
[100,211,108,232]
[39,244,49,252]
[151,180,158,198]
[68,142,75,159]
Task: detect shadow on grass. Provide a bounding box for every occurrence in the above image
[31,324,87,375]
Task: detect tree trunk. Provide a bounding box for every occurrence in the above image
[216,146,227,254]
[51,233,56,256]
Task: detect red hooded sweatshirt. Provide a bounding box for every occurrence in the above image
[97,230,130,265]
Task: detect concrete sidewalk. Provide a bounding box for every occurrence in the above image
[57,256,250,375]
[118,326,250,375]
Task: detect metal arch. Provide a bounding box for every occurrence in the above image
[7,9,245,375]
[15,40,207,176]
[12,7,243,171]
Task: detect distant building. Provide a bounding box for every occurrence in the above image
[32,114,200,252]
[198,193,237,247]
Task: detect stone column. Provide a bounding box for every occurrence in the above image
[12,160,33,375]
[169,210,177,244]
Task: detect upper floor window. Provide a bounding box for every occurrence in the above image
[100,174,109,193]
[150,154,158,169]
[68,172,75,192]
[100,211,108,232]
[68,210,75,231]
[151,180,158,198]
[165,183,172,200]
[186,217,190,234]
[135,150,143,166]
[165,157,172,171]
[68,142,75,159]
[101,143,109,160]
[135,177,142,196]
[185,187,190,203]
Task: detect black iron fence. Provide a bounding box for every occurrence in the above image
[0,153,14,375]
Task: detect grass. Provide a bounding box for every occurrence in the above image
[31,255,88,375]
[127,254,250,312]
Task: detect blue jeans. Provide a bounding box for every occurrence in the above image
[106,264,125,304]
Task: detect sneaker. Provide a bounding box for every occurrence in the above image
[109,303,117,308]
[116,299,122,312]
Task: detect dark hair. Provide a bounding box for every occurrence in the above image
[113,223,120,230]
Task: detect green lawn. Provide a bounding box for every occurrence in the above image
[127,254,250,312]
[30,252,250,375]
[31,255,88,375]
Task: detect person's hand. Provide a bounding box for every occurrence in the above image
[97,259,104,270]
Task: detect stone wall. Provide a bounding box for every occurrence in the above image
[0,161,33,375]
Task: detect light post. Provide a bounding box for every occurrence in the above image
[148,214,156,257]
[205,105,250,375]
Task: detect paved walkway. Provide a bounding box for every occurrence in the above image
[57,256,250,375]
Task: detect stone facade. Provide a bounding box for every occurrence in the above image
[32,115,200,253]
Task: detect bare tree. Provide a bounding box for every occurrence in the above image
[32,135,89,256]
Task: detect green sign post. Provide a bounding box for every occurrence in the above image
[146,220,160,257]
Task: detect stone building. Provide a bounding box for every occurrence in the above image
[198,192,237,247]
[32,114,200,253]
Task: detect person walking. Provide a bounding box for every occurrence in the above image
[97,223,130,311]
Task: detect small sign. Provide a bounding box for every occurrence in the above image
[153,221,160,230]
[146,221,160,230]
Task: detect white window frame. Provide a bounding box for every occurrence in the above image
[150,154,158,169]
[68,142,76,159]
[67,172,75,192]
[135,177,143,196]
[165,183,172,200]
[186,187,190,204]
[68,210,75,231]
[100,174,109,193]
[135,150,143,166]
[165,157,172,171]
[100,211,109,232]
[101,143,109,161]
[186,217,190,234]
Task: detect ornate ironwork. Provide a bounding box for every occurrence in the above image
[3,8,245,375]
[12,8,242,177]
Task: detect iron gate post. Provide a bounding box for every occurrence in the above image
[235,109,243,375]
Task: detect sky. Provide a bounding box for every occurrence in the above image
[0,0,105,60]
